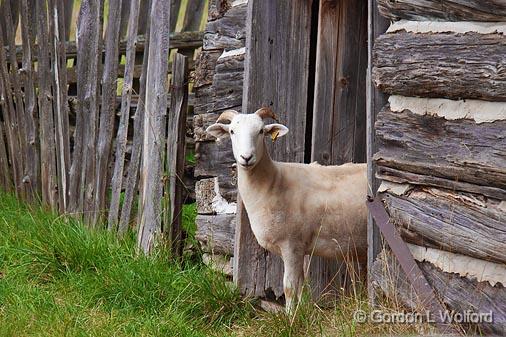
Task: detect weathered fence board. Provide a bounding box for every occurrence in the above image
[138,0,171,254]
[374,107,506,190]
[118,13,151,235]
[382,189,506,264]
[93,0,123,226]
[36,0,58,209]
[377,0,506,22]
[166,53,189,257]
[109,0,142,231]
[235,0,313,299]
[51,0,71,212]
[204,3,247,51]
[373,32,506,101]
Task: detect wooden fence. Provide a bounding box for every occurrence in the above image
[0,0,206,254]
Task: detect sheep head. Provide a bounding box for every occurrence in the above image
[206,108,289,169]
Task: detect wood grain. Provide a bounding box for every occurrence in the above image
[377,0,506,22]
[374,107,506,190]
[382,189,506,264]
[373,31,506,101]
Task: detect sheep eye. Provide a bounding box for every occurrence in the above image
[259,129,264,135]
[230,130,234,135]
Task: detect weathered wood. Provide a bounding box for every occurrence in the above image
[166,53,189,257]
[312,0,368,165]
[374,106,506,190]
[36,0,58,209]
[5,31,204,63]
[235,0,313,299]
[0,1,20,45]
[309,0,368,300]
[109,0,141,231]
[196,214,236,255]
[382,188,506,264]
[367,0,389,306]
[193,50,245,115]
[195,175,237,215]
[371,250,506,335]
[63,0,73,40]
[377,166,506,201]
[50,0,71,212]
[193,50,221,88]
[169,0,181,32]
[137,0,170,254]
[377,0,506,22]
[373,31,506,101]
[179,0,206,59]
[203,2,247,51]
[0,81,12,191]
[118,13,151,235]
[208,0,232,21]
[68,0,102,218]
[194,139,235,178]
[93,0,123,226]
[3,0,28,198]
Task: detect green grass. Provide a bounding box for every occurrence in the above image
[0,191,253,337]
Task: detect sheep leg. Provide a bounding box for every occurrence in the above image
[281,248,304,314]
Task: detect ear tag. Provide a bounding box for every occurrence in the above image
[271,129,280,142]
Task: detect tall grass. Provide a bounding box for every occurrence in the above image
[0,191,253,337]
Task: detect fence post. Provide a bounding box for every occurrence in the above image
[137,0,171,254]
[166,53,189,257]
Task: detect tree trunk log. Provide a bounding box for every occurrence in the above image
[381,188,506,264]
[377,0,506,22]
[371,249,506,335]
[373,32,506,101]
[374,106,506,190]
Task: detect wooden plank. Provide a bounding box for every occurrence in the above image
[235,0,313,299]
[312,0,368,165]
[382,188,506,264]
[166,53,189,257]
[68,0,102,216]
[137,0,170,254]
[93,0,123,227]
[63,0,73,40]
[366,0,389,305]
[5,31,204,63]
[371,249,506,335]
[377,0,506,22]
[373,31,506,101]
[36,0,58,209]
[196,214,236,255]
[3,0,28,199]
[179,0,207,59]
[309,0,368,300]
[118,13,151,235]
[170,0,182,32]
[109,0,142,231]
[0,1,20,45]
[0,80,12,191]
[50,0,71,212]
[20,0,40,199]
[374,107,506,190]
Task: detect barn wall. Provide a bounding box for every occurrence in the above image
[370,2,506,334]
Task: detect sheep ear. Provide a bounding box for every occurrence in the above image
[263,123,289,139]
[206,123,230,139]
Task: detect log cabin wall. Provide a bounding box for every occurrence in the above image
[371,1,506,334]
[193,0,248,274]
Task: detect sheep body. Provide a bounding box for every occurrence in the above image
[206,109,368,311]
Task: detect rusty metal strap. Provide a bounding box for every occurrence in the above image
[367,197,459,333]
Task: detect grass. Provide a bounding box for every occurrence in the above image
[0,191,253,337]
[0,191,434,336]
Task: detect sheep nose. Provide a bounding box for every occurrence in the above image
[240,154,253,163]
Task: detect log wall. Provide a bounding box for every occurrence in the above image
[372,1,506,333]
[193,0,248,275]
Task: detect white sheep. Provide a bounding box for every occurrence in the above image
[206,108,368,311]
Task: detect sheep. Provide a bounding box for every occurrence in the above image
[206,107,368,312]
